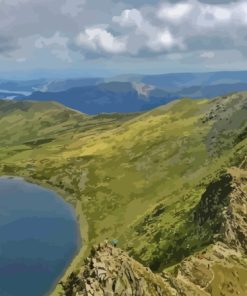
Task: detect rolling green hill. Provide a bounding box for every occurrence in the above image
[0,92,246,295]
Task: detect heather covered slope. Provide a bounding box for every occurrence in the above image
[63,167,247,296]
[0,92,246,295]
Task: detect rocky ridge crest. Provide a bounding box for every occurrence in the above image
[62,167,247,296]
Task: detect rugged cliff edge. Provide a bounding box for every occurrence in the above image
[61,167,247,296]
[61,243,177,296]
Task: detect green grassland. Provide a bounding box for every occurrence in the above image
[0,93,246,295]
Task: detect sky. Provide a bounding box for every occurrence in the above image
[1,0,247,78]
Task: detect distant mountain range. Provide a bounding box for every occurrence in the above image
[110,70,247,90]
[23,82,174,114]
[0,79,47,92]
[1,70,247,114]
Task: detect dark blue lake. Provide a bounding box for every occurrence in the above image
[0,177,80,296]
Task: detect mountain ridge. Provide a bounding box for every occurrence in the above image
[62,166,247,296]
[19,81,247,114]
[2,70,247,115]
[0,92,246,295]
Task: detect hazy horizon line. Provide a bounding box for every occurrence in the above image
[1,68,247,81]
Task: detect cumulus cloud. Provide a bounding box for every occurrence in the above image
[1,0,247,71]
[157,1,247,28]
[81,1,247,58]
[112,9,143,28]
[208,6,232,22]
[111,8,183,54]
[158,2,193,22]
[76,26,127,54]
[148,29,184,52]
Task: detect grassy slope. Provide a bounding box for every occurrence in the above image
[0,93,246,294]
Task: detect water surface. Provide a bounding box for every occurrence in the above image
[0,177,80,296]
[0,89,31,95]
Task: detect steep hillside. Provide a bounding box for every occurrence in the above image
[0,100,87,146]
[0,99,138,157]
[0,92,246,295]
[63,166,247,296]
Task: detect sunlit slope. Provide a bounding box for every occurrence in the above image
[0,100,88,146]
[0,92,246,290]
[0,100,137,160]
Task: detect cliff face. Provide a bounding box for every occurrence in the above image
[167,167,247,296]
[62,167,247,296]
[194,167,247,253]
[62,243,177,296]
[221,167,247,252]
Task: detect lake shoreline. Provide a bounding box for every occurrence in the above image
[0,174,88,296]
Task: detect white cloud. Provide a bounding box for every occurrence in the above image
[157,1,245,27]
[200,51,215,59]
[2,0,247,67]
[76,27,127,54]
[149,29,184,52]
[113,9,143,28]
[209,7,232,22]
[197,4,233,28]
[236,2,247,24]
[112,8,183,54]
[160,30,182,49]
[159,30,175,48]
[26,0,247,60]
[158,2,193,22]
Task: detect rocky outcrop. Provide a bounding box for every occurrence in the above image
[193,167,247,254]
[221,167,247,252]
[193,173,233,231]
[166,241,247,296]
[62,243,177,296]
[62,167,247,296]
[62,241,247,296]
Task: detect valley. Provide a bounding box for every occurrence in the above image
[0,92,246,295]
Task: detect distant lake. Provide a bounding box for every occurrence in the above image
[0,89,31,96]
[0,177,81,296]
